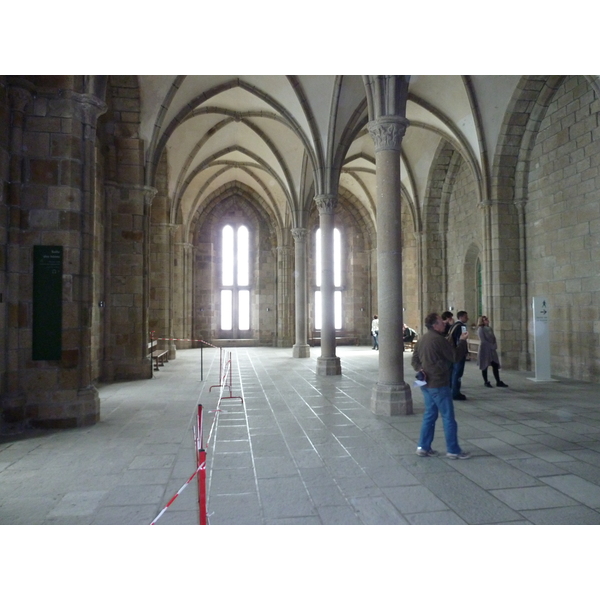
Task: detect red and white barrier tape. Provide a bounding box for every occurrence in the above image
[150,336,221,349]
[150,460,206,525]
[205,360,232,448]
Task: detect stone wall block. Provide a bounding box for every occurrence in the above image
[117,164,143,185]
[51,133,81,161]
[29,158,59,185]
[59,159,82,188]
[48,186,81,211]
[23,131,50,157]
[27,116,62,133]
[28,209,59,229]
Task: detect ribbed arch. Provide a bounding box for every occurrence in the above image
[147,77,317,187]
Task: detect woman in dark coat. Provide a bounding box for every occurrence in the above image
[477,316,508,388]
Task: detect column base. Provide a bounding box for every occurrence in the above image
[292,344,311,358]
[30,385,100,428]
[317,356,342,376]
[371,382,413,416]
[0,391,27,424]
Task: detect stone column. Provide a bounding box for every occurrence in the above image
[276,241,294,347]
[513,198,531,370]
[104,183,157,380]
[368,116,413,415]
[182,242,194,348]
[73,93,107,424]
[2,83,32,422]
[143,186,158,370]
[315,194,341,375]
[291,228,310,358]
[168,223,180,358]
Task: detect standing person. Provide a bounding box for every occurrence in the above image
[412,312,470,459]
[477,316,508,388]
[441,311,454,335]
[371,315,379,350]
[448,310,469,400]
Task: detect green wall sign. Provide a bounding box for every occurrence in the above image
[32,245,63,361]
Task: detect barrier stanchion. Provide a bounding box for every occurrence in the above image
[152,335,223,388]
[209,347,224,392]
[196,404,208,525]
[225,351,243,403]
[210,351,243,403]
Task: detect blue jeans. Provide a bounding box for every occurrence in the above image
[451,359,466,398]
[372,332,379,349]
[418,386,461,454]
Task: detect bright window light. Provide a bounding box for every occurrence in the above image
[314,228,342,330]
[237,226,249,286]
[238,290,249,330]
[221,290,232,330]
[222,225,234,286]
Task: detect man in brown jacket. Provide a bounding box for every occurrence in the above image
[411,312,470,459]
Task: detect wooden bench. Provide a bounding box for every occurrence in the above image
[404,337,418,352]
[148,339,169,371]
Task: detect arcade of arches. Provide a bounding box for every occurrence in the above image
[1,74,600,429]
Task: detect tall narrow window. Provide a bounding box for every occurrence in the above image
[315,227,342,330]
[220,224,250,335]
[476,258,483,318]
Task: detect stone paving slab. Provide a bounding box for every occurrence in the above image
[3,346,600,528]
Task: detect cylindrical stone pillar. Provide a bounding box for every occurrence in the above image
[291,228,310,358]
[2,84,32,422]
[368,116,412,415]
[315,194,341,375]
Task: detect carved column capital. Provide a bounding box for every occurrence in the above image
[8,86,32,113]
[143,186,158,208]
[59,91,108,127]
[291,227,308,242]
[314,194,338,215]
[367,116,410,152]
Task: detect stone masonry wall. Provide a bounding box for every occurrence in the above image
[401,199,418,333]
[0,77,9,416]
[527,75,600,381]
[446,158,480,323]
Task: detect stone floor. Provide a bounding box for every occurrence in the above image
[2,345,600,527]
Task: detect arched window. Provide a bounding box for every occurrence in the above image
[220,224,250,336]
[314,227,342,330]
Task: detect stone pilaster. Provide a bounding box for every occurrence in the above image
[104,182,157,381]
[1,84,32,423]
[18,88,107,427]
[291,227,310,358]
[514,198,531,370]
[315,194,341,375]
[368,116,413,416]
[276,241,294,348]
[168,223,179,358]
[75,93,107,424]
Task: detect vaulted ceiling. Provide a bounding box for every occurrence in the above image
[136,75,523,232]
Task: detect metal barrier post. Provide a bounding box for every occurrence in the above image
[197,404,208,525]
